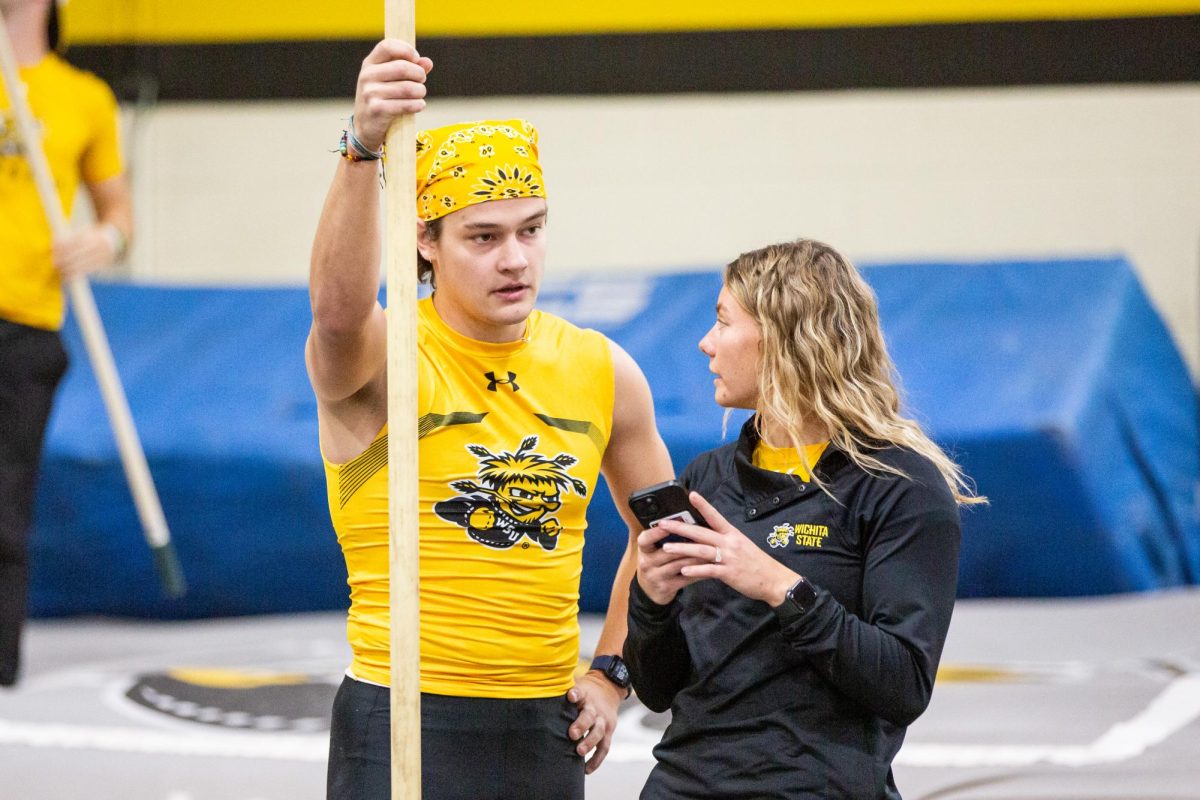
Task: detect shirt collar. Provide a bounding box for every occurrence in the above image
[733,415,850,499]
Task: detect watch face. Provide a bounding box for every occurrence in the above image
[609,659,630,687]
[592,656,631,689]
[788,577,816,612]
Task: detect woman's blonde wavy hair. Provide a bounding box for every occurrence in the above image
[724,238,984,506]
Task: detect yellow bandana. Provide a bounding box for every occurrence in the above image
[415,119,546,222]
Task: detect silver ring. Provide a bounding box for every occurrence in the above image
[713,547,723,564]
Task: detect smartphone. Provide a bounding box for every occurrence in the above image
[628,480,705,547]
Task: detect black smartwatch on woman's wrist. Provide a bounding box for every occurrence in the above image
[590,655,632,697]
[782,575,817,615]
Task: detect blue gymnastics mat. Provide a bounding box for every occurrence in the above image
[29,256,1200,617]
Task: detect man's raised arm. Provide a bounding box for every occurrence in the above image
[306,40,432,409]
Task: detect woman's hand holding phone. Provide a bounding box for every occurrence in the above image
[630,484,802,607]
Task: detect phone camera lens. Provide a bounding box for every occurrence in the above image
[634,497,658,514]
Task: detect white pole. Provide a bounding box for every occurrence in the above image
[382,0,421,797]
[0,14,184,597]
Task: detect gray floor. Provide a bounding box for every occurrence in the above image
[2,590,1199,799]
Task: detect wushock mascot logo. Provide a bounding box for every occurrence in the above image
[1,112,31,177]
[433,435,588,551]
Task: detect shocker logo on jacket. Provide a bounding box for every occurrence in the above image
[767,523,794,548]
[766,522,831,549]
[433,435,588,551]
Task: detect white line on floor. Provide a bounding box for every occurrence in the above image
[3,674,1198,768]
[0,718,327,761]
[895,672,1200,767]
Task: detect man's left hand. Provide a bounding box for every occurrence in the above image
[566,671,624,774]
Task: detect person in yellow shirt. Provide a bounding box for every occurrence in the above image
[0,0,132,687]
[307,40,674,800]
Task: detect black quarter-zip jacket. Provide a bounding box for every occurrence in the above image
[626,418,962,800]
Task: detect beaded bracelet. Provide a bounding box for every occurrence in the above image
[339,115,384,162]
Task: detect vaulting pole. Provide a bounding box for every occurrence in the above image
[382,0,421,797]
[0,13,184,599]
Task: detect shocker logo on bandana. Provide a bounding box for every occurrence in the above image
[433,435,588,551]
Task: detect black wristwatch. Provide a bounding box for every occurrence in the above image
[589,655,632,697]
[782,575,817,615]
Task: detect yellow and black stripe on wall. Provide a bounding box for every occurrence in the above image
[62,1,1200,100]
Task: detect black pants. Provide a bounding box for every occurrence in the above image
[327,676,585,800]
[0,319,68,687]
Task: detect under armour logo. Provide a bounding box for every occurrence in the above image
[485,371,519,392]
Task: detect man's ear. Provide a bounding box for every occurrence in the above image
[416,218,435,263]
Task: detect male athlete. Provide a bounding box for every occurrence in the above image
[306,40,674,799]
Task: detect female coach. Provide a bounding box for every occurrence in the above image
[625,238,984,799]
